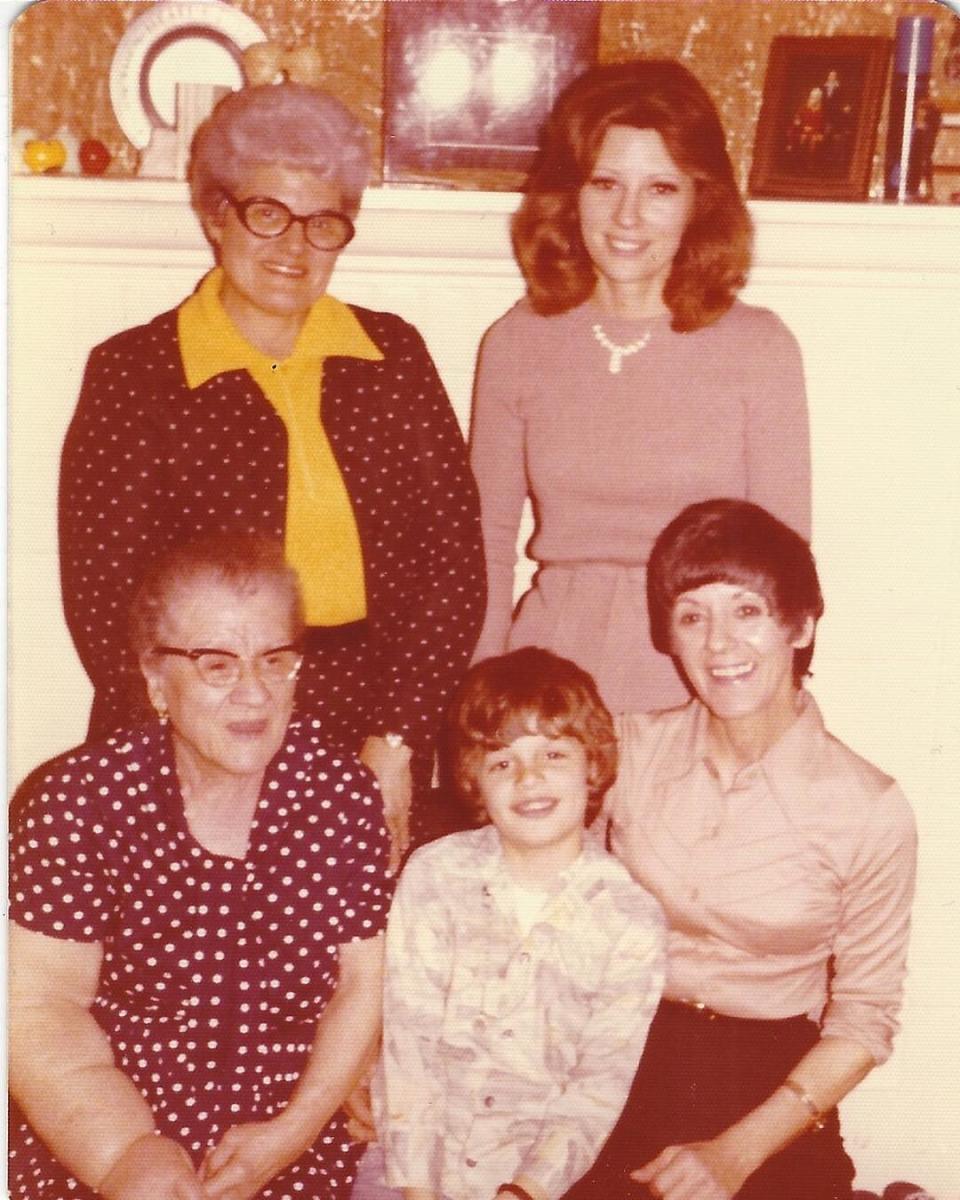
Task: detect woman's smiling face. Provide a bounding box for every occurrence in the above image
[142,572,298,789]
[578,124,695,313]
[204,163,345,349]
[669,581,813,735]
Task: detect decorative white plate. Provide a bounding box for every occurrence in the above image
[110,0,266,148]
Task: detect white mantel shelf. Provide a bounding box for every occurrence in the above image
[9,163,960,1200]
[12,175,960,285]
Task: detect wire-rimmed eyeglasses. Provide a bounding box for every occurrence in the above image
[152,644,303,689]
[221,192,356,251]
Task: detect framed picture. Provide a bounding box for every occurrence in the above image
[384,0,599,190]
[749,36,891,201]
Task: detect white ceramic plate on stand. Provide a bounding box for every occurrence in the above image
[110,0,266,149]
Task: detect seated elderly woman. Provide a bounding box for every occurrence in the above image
[566,499,917,1200]
[9,534,392,1200]
[59,75,484,863]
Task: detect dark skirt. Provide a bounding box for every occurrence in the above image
[564,999,855,1200]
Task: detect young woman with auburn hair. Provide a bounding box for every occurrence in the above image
[470,59,810,713]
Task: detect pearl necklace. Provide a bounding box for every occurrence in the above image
[592,322,652,374]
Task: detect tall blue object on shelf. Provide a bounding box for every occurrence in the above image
[883,16,935,201]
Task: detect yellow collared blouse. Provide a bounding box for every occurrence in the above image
[178,268,384,625]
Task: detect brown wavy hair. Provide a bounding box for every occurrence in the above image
[513,59,753,332]
[448,646,617,827]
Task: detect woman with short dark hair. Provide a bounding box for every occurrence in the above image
[60,78,485,863]
[470,60,810,713]
[567,499,917,1200]
[645,495,825,688]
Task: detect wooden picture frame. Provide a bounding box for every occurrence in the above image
[749,36,891,201]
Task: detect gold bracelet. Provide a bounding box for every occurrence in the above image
[782,1078,826,1131]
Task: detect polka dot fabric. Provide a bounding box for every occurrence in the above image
[8,718,393,1199]
[58,304,486,753]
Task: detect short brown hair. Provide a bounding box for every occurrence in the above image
[647,499,824,687]
[513,59,752,332]
[448,647,617,826]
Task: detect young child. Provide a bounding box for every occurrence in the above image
[352,646,665,1200]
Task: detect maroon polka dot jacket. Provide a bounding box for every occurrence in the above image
[59,303,486,750]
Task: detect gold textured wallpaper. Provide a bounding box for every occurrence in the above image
[10,0,960,196]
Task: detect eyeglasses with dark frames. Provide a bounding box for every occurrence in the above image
[221,192,356,251]
[152,644,303,689]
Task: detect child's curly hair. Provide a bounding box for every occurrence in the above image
[447,647,617,827]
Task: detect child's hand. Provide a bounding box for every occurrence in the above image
[343,1078,376,1142]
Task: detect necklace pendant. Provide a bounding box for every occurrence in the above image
[592,321,652,374]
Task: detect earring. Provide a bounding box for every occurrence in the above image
[154,703,169,725]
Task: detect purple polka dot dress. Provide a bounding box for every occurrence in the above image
[8,718,393,1199]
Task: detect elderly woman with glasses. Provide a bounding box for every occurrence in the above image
[10,533,392,1200]
[59,81,485,863]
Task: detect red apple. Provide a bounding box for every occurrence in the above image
[79,138,111,176]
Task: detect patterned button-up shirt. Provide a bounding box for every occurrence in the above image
[373,826,665,1200]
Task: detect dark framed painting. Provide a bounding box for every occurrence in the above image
[383,0,600,190]
[749,36,892,201]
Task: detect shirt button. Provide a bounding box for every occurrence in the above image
[473,1018,486,1033]
[501,1028,514,1039]
[484,1095,495,1108]
[465,1158,477,1168]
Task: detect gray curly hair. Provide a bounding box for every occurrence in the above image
[189,83,371,219]
[129,532,305,660]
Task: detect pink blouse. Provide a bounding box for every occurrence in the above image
[604,694,917,1065]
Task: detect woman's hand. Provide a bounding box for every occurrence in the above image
[632,1137,748,1200]
[632,1037,879,1200]
[201,937,385,1197]
[200,1118,305,1199]
[359,735,414,870]
[98,1133,206,1200]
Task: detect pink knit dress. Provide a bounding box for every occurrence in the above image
[469,297,810,714]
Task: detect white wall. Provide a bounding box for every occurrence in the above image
[9,178,960,1197]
